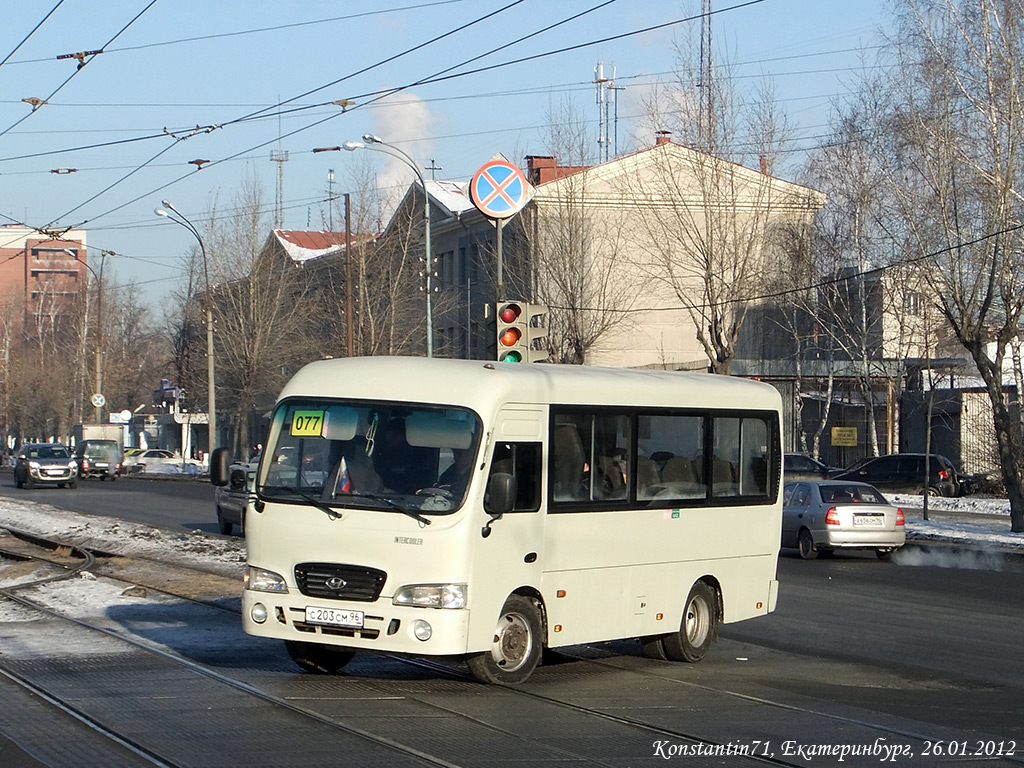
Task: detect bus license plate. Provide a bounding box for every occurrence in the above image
[305,606,364,628]
[853,515,883,527]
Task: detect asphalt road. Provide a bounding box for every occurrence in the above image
[2,468,1023,762]
[0,470,220,534]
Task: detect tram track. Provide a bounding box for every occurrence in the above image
[1,526,1020,767]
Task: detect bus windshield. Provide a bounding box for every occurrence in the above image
[257,398,482,516]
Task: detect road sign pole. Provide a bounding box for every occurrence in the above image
[496,220,504,296]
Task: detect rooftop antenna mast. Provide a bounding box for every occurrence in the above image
[327,169,335,230]
[594,62,616,163]
[270,100,289,228]
[698,0,714,150]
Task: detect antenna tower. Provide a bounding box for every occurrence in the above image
[270,149,289,228]
[698,0,714,149]
[594,62,618,163]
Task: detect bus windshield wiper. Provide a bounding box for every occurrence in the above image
[261,485,341,520]
[346,492,432,526]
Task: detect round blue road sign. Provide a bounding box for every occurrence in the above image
[469,159,530,219]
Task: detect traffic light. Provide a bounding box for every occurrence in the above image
[495,301,549,363]
[525,304,548,363]
[496,301,527,362]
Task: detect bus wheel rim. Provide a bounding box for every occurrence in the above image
[685,596,711,646]
[491,613,532,671]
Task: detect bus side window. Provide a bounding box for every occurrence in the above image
[485,442,542,513]
[551,424,587,501]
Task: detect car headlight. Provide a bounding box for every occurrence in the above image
[243,566,289,593]
[29,461,40,469]
[392,583,467,609]
[69,461,78,470]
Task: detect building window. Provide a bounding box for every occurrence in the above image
[906,292,923,316]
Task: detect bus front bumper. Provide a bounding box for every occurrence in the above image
[241,589,473,656]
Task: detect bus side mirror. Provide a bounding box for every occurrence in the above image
[210,447,232,486]
[482,472,516,538]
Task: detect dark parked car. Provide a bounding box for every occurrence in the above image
[215,454,259,535]
[14,443,78,489]
[832,453,960,497]
[73,439,122,480]
[784,453,839,484]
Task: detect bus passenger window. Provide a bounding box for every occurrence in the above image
[486,442,541,513]
[552,424,587,501]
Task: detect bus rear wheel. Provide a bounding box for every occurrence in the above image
[663,581,717,663]
[467,595,543,684]
[284,640,355,674]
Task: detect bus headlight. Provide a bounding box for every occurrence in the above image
[244,566,289,594]
[392,583,467,609]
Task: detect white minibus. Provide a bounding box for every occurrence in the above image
[212,357,783,684]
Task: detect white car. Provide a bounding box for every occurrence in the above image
[782,480,906,560]
[129,449,203,475]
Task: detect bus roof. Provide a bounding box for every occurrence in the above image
[277,357,782,414]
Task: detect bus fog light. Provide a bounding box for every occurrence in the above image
[250,603,268,624]
[413,620,432,641]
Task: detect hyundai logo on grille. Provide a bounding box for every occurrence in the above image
[326,577,348,591]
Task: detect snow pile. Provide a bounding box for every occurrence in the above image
[888,494,1023,552]
[136,462,205,476]
[0,498,245,577]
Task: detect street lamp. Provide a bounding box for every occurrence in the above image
[334,134,434,357]
[66,247,110,424]
[155,201,217,453]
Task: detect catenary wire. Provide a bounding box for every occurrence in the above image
[0,0,160,140]
[0,0,66,70]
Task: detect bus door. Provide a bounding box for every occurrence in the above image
[469,408,546,645]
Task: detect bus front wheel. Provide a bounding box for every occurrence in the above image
[284,640,355,674]
[467,595,543,684]
[663,581,717,663]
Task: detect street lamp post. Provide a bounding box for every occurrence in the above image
[316,134,434,357]
[155,202,217,453]
[66,248,111,424]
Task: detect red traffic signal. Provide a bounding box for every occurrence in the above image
[498,303,522,325]
[496,301,527,363]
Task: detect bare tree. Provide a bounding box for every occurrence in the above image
[509,97,640,364]
[626,38,817,374]
[868,0,1024,531]
[204,178,311,457]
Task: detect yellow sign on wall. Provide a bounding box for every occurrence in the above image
[831,427,858,447]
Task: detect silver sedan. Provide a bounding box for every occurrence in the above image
[782,480,905,560]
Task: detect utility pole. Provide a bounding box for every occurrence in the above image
[345,192,353,357]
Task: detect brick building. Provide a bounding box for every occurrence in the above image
[0,225,89,333]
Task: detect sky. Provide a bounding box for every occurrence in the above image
[0,0,893,305]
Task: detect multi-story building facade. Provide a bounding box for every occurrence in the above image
[0,225,89,334]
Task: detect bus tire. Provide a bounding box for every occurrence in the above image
[467,594,543,684]
[641,635,670,660]
[798,528,819,560]
[284,640,355,674]
[663,581,717,663]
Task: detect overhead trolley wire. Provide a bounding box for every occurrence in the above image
[0,0,160,141]
[0,0,66,70]
[67,0,762,229]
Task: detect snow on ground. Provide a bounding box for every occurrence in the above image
[1,493,1021,656]
[0,497,245,577]
[889,494,1024,553]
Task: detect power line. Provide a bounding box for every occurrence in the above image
[0,0,66,70]
[1,0,473,66]
[0,0,160,140]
